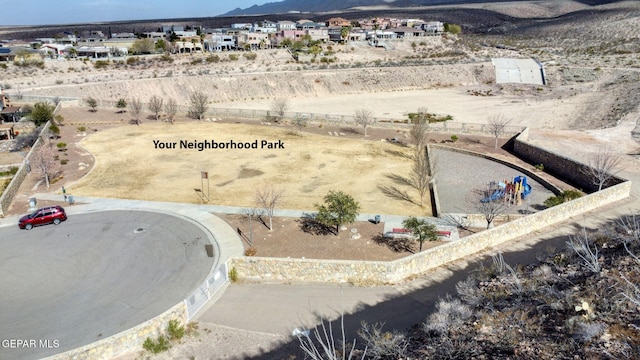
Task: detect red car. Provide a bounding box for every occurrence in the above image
[18,206,67,230]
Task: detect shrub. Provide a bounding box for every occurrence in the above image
[358,322,409,359]
[228,54,239,61]
[93,60,109,69]
[126,57,139,65]
[206,54,220,63]
[77,126,86,132]
[159,54,173,63]
[243,52,257,60]
[544,190,583,208]
[167,319,185,340]
[60,159,68,165]
[229,267,238,282]
[451,135,459,142]
[244,247,257,256]
[142,335,170,354]
[535,163,544,171]
[56,142,67,149]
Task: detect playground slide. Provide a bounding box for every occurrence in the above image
[481,176,533,203]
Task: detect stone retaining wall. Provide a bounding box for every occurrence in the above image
[43,302,188,360]
[513,127,625,192]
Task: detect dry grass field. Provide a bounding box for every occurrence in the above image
[70,122,429,215]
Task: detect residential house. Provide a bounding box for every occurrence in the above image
[237,32,270,50]
[273,29,307,46]
[204,33,235,51]
[162,26,184,33]
[326,17,350,27]
[305,28,329,43]
[392,27,426,38]
[297,21,324,30]
[102,39,135,55]
[173,40,203,53]
[422,21,444,35]
[277,21,297,31]
[39,43,72,58]
[0,87,20,128]
[231,23,252,30]
[75,46,110,58]
[252,20,277,34]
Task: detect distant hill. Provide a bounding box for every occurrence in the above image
[222,0,624,16]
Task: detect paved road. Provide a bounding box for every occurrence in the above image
[0,210,214,360]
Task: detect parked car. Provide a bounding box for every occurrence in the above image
[18,205,67,230]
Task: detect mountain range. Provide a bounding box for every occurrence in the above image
[223,0,624,16]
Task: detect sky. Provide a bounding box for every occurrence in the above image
[0,0,273,26]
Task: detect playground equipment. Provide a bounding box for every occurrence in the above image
[481,175,532,205]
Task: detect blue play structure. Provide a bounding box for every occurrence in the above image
[481,176,532,203]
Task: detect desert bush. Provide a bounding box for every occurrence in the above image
[228,267,238,282]
[228,54,239,61]
[126,57,139,65]
[358,322,409,359]
[567,227,601,273]
[244,247,257,256]
[243,52,257,60]
[424,295,472,335]
[56,142,66,150]
[544,190,583,208]
[60,159,68,165]
[159,54,173,63]
[167,319,185,340]
[93,60,109,69]
[451,135,459,142]
[143,335,170,354]
[535,163,544,171]
[77,126,86,132]
[206,54,220,63]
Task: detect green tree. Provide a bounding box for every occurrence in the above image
[30,102,55,126]
[86,97,98,112]
[340,26,352,43]
[116,98,127,113]
[315,190,360,235]
[155,39,167,52]
[444,23,462,35]
[131,38,155,54]
[402,217,438,252]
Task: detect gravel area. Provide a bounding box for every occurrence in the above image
[431,147,555,214]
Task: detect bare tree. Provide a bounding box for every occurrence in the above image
[584,147,622,191]
[148,95,163,121]
[410,145,431,207]
[292,114,308,132]
[164,98,178,124]
[255,184,285,231]
[241,208,262,246]
[474,184,509,229]
[188,91,209,120]
[409,107,430,148]
[32,144,60,189]
[354,108,374,136]
[129,97,143,125]
[487,114,511,149]
[271,98,289,120]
